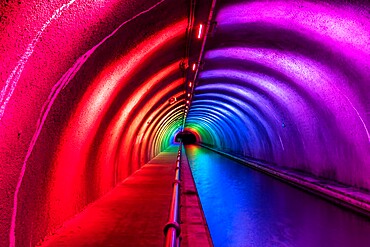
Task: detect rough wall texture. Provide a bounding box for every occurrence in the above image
[0,0,190,246]
[1,0,369,246]
[185,0,370,189]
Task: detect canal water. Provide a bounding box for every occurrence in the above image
[185,145,370,247]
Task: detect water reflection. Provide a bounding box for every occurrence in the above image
[185,145,370,247]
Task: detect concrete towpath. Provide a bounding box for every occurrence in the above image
[40,144,212,247]
[41,145,179,247]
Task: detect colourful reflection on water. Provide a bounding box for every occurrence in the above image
[185,145,370,247]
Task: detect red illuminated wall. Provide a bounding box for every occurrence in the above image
[0,0,191,246]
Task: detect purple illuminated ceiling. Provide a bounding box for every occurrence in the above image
[185,0,370,189]
[0,0,369,246]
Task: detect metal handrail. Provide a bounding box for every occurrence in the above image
[164,145,182,247]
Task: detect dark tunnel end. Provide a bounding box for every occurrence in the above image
[175,131,197,144]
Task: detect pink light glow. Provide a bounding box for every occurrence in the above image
[198,24,203,39]
[0,0,77,122]
[188,0,370,193]
[205,47,370,144]
[192,63,196,71]
[9,5,176,243]
[217,1,370,57]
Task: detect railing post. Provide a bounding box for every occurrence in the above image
[164,144,183,247]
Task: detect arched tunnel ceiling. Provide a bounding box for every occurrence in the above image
[0,0,196,245]
[185,0,370,190]
[0,0,369,246]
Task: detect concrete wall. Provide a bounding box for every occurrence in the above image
[0,0,189,245]
[186,0,370,190]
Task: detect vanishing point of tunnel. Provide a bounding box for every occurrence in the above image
[0,0,370,246]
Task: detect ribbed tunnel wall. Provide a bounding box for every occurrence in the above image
[186,0,370,188]
[0,0,369,246]
[0,0,192,246]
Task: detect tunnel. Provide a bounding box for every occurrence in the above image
[175,131,197,144]
[1,0,370,246]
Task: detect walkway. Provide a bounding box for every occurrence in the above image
[41,145,179,247]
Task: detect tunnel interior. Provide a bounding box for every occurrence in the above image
[175,131,197,144]
[0,0,370,246]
